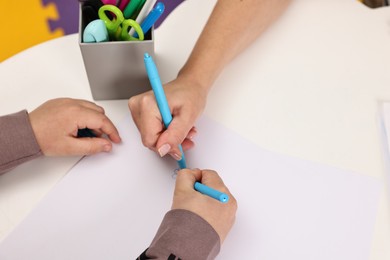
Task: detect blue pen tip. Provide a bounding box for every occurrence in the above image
[144,53,150,58]
[220,194,229,203]
[156,2,165,12]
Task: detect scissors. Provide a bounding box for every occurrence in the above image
[98,5,144,41]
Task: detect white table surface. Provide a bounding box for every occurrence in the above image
[1,0,390,259]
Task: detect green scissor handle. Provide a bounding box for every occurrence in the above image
[120,19,144,41]
[98,4,144,41]
[98,5,124,40]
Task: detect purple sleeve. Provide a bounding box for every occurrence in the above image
[0,110,42,174]
[138,209,220,260]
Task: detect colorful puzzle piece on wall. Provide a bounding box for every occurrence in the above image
[0,0,184,62]
[154,0,185,28]
[0,0,78,62]
[42,0,79,35]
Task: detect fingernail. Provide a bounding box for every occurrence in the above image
[188,129,197,139]
[170,153,182,161]
[103,144,111,152]
[187,132,196,139]
[158,144,171,157]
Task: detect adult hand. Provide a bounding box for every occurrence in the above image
[29,98,121,156]
[172,169,237,243]
[128,76,208,161]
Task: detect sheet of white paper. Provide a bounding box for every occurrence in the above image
[382,103,390,152]
[381,102,390,203]
[0,116,381,260]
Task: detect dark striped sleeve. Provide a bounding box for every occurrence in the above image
[0,110,42,174]
[137,209,220,260]
[137,248,182,260]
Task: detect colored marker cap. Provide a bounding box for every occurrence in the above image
[83,19,109,43]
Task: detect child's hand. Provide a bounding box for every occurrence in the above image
[29,98,121,156]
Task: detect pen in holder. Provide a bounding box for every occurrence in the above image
[78,2,154,100]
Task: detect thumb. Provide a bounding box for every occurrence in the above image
[156,116,193,159]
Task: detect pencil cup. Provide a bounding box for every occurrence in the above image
[78,3,154,100]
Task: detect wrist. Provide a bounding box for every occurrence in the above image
[177,67,214,95]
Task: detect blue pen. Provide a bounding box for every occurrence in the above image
[194,182,229,203]
[133,2,165,38]
[144,53,229,203]
[143,52,186,168]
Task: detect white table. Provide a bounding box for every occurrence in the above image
[1,0,389,259]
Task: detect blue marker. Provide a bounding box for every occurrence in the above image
[134,2,165,38]
[144,53,229,203]
[194,182,229,203]
[144,52,186,168]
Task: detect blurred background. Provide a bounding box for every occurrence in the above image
[0,0,186,62]
[0,0,388,62]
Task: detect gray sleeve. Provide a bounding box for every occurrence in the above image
[0,110,42,174]
[142,209,220,260]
